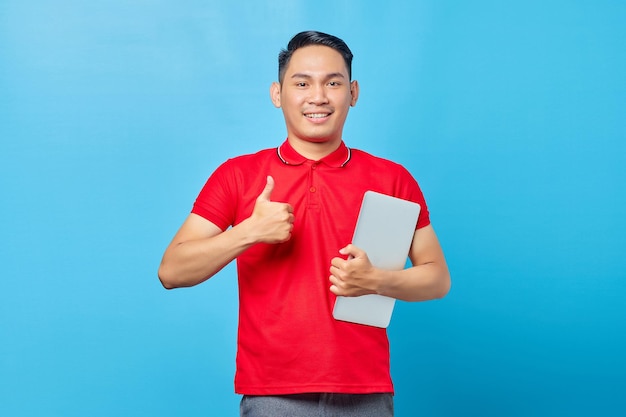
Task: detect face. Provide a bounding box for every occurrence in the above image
[271,45,359,152]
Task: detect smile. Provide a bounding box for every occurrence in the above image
[305,113,331,119]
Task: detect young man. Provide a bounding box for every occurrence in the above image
[158,31,450,417]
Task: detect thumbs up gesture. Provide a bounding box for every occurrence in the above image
[249,176,295,244]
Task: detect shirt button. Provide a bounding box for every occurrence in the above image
[309,187,316,193]
[311,164,318,170]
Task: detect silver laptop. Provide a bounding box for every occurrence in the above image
[332,191,421,328]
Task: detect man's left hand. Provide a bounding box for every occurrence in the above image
[329,244,383,297]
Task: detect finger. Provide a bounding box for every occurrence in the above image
[339,244,364,259]
[330,257,345,269]
[329,275,344,289]
[329,264,339,277]
[329,276,349,296]
[257,175,275,202]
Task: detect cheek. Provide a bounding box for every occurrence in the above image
[282,99,303,116]
[284,107,302,123]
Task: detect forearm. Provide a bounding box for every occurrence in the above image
[329,225,451,301]
[376,261,450,302]
[159,181,295,289]
[158,219,256,289]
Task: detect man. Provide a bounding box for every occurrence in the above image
[158,31,450,417]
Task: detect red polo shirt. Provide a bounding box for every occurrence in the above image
[192,140,430,395]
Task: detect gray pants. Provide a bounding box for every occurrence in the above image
[240,393,394,417]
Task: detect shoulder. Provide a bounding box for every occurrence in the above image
[349,148,412,174]
[347,146,423,200]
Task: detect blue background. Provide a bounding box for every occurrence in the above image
[1,1,625,416]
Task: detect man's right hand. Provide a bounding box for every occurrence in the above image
[158,175,294,289]
[249,176,294,244]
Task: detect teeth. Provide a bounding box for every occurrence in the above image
[306,113,329,119]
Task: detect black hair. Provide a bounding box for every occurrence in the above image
[278,31,353,83]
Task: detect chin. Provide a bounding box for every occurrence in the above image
[300,132,341,144]
[305,137,333,143]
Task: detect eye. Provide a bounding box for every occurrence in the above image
[328,81,342,87]
[296,82,307,87]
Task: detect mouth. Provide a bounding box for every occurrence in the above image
[304,112,331,119]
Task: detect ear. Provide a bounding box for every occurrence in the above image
[350,80,359,107]
[270,82,281,108]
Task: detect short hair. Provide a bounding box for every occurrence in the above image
[278,31,353,83]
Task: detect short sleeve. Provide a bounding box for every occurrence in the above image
[395,164,431,230]
[191,160,239,231]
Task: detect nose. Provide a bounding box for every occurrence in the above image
[308,83,329,104]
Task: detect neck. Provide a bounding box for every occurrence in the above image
[288,137,342,160]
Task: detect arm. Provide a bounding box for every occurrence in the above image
[158,176,294,289]
[329,224,451,302]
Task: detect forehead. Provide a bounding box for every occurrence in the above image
[285,45,348,77]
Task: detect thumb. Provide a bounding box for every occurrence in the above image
[257,175,275,202]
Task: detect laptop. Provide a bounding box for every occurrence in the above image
[332,191,421,328]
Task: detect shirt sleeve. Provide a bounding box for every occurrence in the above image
[191,159,239,231]
[395,164,431,230]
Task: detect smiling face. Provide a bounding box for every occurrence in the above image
[270,45,359,158]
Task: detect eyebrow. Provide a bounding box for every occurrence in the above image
[290,72,347,80]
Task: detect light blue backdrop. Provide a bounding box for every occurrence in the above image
[1,1,624,416]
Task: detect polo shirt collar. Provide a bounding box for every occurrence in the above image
[277,140,352,168]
